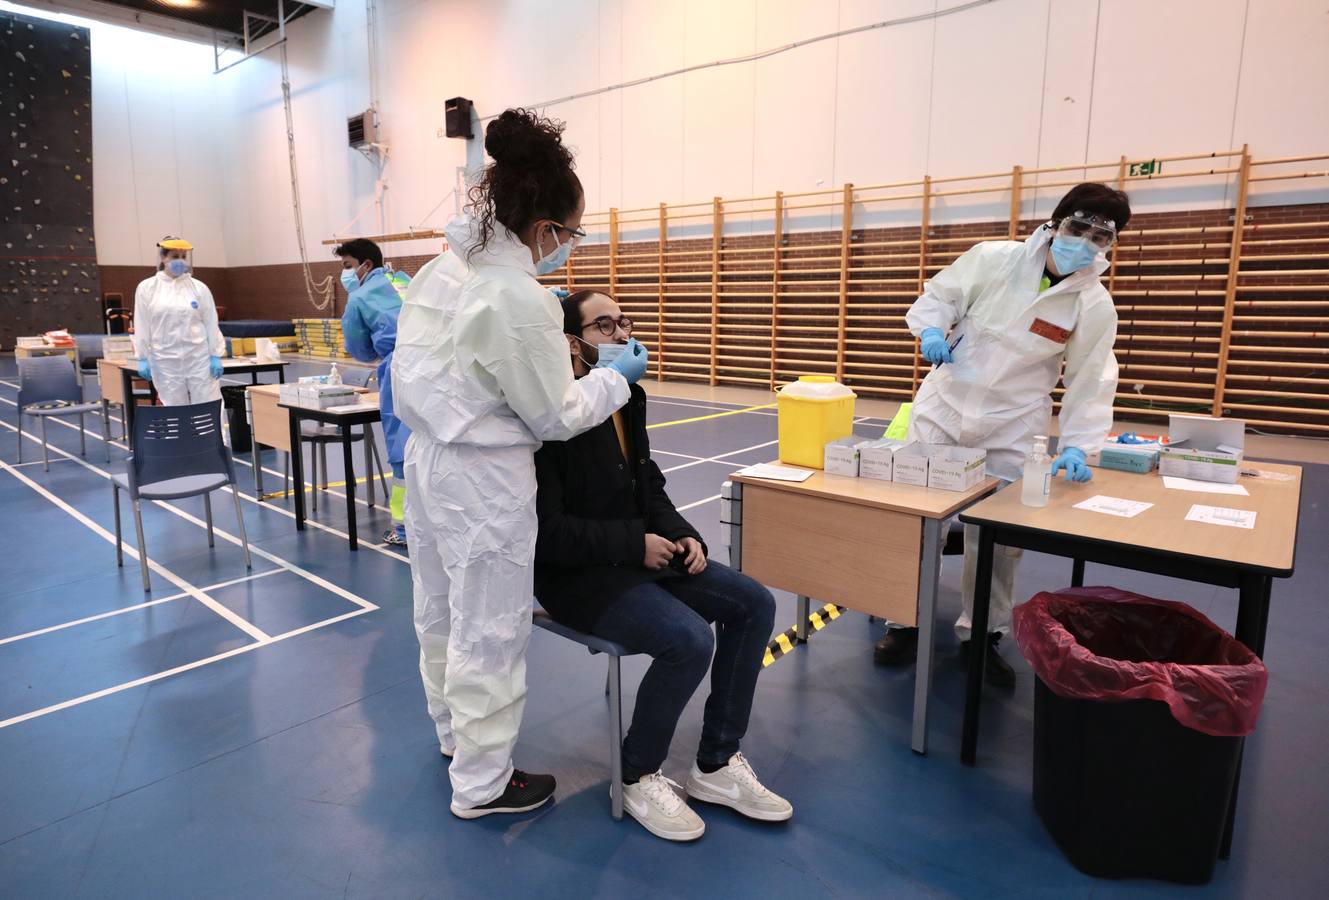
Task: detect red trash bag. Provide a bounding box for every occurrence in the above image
[1012,587,1268,736]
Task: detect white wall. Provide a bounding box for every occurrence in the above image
[17,0,1329,266]
[1,2,228,267]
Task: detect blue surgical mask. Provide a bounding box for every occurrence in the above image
[340,269,360,292]
[165,259,190,278]
[575,336,626,368]
[1050,235,1098,274]
[535,228,574,276]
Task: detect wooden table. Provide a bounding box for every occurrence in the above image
[959,462,1302,855]
[727,468,998,754]
[112,357,288,449]
[280,394,381,551]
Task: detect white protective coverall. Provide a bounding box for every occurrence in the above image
[132,271,224,406]
[392,215,630,808]
[906,223,1118,638]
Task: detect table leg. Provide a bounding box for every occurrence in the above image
[1071,558,1085,587]
[1220,573,1273,858]
[343,430,358,550]
[795,595,810,643]
[912,516,944,755]
[363,432,376,508]
[121,369,135,449]
[278,367,286,384]
[961,525,995,766]
[289,411,306,530]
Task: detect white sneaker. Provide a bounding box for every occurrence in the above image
[620,772,705,842]
[686,752,793,822]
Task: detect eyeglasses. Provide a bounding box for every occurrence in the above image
[582,314,633,337]
[1057,211,1117,249]
[550,220,587,249]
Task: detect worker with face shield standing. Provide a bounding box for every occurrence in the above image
[873,183,1131,687]
[393,108,648,819]
[132,237,225,406]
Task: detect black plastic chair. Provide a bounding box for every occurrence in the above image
[112,401,252,592]
[532,608,638,820]
[17,356,108,470]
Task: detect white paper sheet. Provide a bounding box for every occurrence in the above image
[1185,504,1257,529]
[736,463,814,483]
[1072,495,1153,518]
[1162,476,1249,496]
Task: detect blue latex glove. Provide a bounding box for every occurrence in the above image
[607,338,649,385]
[549,287,570,300]
[1051,447,1092,483]
[919,328,953,366]
[209,355,224,378]
[1115,432,1147,444]
[137,359,152,381]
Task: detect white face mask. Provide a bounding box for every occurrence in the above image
[535,225,574,275]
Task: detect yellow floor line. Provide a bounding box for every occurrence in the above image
[646,402,777,430]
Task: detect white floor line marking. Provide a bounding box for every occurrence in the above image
[0,390,395,519]
[677,493,722,512]
[10,458,75,469]
[0,402,407,564]
[661,438,779,474]
[0,607,375,730]
[0,419,380,612]
[0,458,271,642]
[0,592,191,645]
[0,569,285,646]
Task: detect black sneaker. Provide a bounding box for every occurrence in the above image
[383,528,408,547]
[873,627,918,666]
[450,770,556,819]
[961,633,1016,689]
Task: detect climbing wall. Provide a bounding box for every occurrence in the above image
[0,11,98,349]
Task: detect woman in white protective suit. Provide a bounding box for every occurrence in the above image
[392,109,649,819]
[132,237,226,406]
[873,183,1131,687]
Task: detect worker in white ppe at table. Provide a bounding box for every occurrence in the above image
[132,237,225,406]
[874,183,1130,687]
[336,237,413,548]
[392,107,649,820]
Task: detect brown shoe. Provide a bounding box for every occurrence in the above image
[873,627,918,666]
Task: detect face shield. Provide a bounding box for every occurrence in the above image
[157,237,194,278]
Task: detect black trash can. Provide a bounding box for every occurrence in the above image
[220,384,252,453]
[1013,588,1268,885]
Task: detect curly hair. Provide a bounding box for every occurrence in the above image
[466,108,582,257]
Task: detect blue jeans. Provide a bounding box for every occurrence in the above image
[591,561,776,782]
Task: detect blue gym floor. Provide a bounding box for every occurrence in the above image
[0,356,1325,899]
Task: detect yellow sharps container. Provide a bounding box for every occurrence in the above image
[777,375,857,469]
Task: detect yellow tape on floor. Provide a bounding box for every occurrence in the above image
[646,402,776,430]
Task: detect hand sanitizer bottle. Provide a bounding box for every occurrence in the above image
[327,363,342,386]
[1021,435,1052,507]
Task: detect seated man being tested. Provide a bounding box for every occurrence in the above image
[533,290,792,842]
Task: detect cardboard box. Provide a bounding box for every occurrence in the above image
[858,439,906,481]
[891,442,932,486]
[1097,445,1159,474]
[926,446,988,491]
[823,437,871,477]
[1158,414,1245,484]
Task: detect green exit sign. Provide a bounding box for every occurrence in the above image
[1129,159,1163,177]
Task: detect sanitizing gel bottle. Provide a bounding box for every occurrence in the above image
[1021,435,1052,508]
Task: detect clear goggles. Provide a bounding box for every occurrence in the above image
[1055,212,1117,249]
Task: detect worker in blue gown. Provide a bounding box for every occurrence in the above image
[337,238,412,546]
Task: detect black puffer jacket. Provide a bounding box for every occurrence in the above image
[534,384,705,632]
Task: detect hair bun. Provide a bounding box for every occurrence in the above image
[485,108,573,169]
